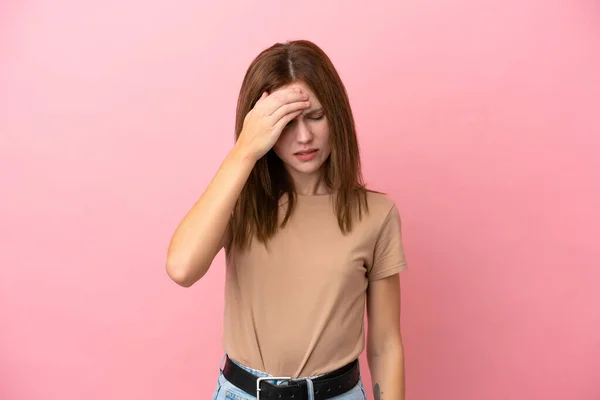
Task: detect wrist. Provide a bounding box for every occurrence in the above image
[230,143,258,168]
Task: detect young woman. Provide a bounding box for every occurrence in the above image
[166,40,408,400]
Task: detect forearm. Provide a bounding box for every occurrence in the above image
[367,343,405,400]
[166,144,256,286]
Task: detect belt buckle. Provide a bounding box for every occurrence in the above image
[256,376,292,399]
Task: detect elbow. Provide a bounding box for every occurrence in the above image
[165,255,205,288]
[367,332,404,360]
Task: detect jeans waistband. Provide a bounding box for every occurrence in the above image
[220,353,327,385]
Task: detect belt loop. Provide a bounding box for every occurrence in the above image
[305,378,315,400]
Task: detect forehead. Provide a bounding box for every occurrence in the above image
[281,81,321,104]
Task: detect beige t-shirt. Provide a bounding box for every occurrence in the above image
[221,191,408,378]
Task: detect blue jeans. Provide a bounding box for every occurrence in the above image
[212,354,367,400]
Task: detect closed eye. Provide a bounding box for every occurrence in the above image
[305,107,325,121]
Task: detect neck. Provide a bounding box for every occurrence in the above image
[288,169,330,196]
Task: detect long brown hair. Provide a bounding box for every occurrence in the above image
[228,40,369,250]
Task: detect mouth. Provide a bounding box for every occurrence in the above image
[294,148,319,161]
[294,148,318,155]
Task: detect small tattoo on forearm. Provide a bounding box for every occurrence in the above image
[374,383,382,400]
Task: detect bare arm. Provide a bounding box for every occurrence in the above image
[165,85,310,287]
[165,145,256,287]
[367,273,405,400]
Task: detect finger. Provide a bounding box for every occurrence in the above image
[270,100,310,123]
[263,87,308,116]
[252,91,269,109]
[273,109,303,135]
[254,91,269,107]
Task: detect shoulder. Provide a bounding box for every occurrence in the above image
[365,189,398,219]
[351,189,402,237]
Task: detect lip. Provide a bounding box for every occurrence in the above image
[294,148,318,155]
[294,148,319,161]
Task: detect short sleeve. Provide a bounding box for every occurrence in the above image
[367,204,408,281]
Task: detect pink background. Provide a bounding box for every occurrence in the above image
[1,1,599,399]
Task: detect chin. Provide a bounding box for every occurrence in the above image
[287,161,324,175]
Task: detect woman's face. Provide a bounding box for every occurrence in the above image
[273,81,331,177]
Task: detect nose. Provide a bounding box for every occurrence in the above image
[295,119,313,144]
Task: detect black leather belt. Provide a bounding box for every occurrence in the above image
[221,355,360,400]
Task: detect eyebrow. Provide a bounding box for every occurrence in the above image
[304,107,324,117]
